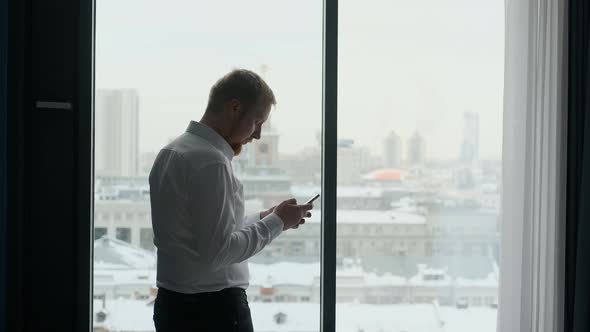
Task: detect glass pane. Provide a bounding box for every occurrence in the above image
[93,0,322,331]
[337,0,503,330]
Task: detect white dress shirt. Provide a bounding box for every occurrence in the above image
[149,120,284,294]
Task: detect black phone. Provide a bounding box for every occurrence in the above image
[305,194,320,204]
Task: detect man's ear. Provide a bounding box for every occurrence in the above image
[228,98,241,113]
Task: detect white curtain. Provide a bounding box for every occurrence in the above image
[498,0,568,331]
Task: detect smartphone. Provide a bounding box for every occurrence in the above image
[305,194,320,204]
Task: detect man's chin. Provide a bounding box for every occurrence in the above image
[231,143,243,156]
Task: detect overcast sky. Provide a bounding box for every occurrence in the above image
[96,0,504,160]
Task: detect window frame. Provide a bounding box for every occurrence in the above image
[84,1,339,331]
[321,0,338,330]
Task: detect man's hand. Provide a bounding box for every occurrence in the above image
[273,198,313,231]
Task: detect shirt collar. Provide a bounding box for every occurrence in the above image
[186,121,234,161]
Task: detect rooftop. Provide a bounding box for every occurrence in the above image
[93,299,498,332]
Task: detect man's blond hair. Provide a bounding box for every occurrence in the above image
[206,69,276,114]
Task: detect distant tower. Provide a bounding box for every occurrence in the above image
[95,89,140,176]
[234,65,291,205]
[245,64,279,168]
[407,131,426,165]
[384,131,402,168]
[460,112,480,162]
[233,65,279,169]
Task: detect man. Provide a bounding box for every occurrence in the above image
[150,69,313,332]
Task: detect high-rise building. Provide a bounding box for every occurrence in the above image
[95,89,140,176]
[384,131,402,168]
[460,111,480,162]
[407,131,426,165]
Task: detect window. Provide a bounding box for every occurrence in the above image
[115,227,131,243]
[336,0,503,330]
[94,227,107,240]
[94,1,321,331]
[92,0,503,331]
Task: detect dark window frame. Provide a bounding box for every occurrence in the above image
[1,0,338,330]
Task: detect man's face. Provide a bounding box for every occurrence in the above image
[227,101,271,155]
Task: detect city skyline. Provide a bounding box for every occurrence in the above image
[96,0,504,160]
[99,86,495,183]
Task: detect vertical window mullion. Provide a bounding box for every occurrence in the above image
[321,0,337,331]
[79,0,95,330]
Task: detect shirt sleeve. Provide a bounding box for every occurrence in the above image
[189,162,284,271]
[243,212,261,228]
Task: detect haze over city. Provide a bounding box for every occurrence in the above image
[95,0,504,160]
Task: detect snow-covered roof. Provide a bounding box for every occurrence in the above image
[249,262,319,287]
[290,185,417,199]
[364,272,407,286]
[93,299,155,332]
[360,255,496,279]
[93,299,498,332]
[409,264,453,287]
[94,236,156,270]
[336,186,385,198]
[248,261,492,289]
[455,273,498,288]
[304,209,426,225]
[92,242,496,290]
[94,269,156,287]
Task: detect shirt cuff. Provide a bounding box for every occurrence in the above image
[244,212,261,226]
[262,212,284,239]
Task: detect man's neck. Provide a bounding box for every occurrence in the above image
[200,115,230,139]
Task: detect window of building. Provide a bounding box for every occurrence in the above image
[94,227,107,240]
[115,227,131,243]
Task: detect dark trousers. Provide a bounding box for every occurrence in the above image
[153,287,254,332]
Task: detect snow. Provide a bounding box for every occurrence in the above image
[94,236,156,269]
[454,273,498,288]
[365,272,407,286]
[408,265,452,287]
[304,210,426,225]
[93,299,498,332]
[93,299,155,332]
[290,185,416,199]
[94,269,157,287]
[249,262,319,286]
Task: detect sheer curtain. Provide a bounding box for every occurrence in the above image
[498,0,568,331]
